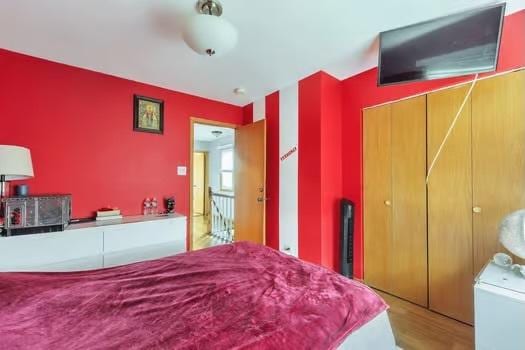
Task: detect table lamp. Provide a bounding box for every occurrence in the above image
[0,145,34,198]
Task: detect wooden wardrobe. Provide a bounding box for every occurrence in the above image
[363,70,525,324]
[363,96,428,307]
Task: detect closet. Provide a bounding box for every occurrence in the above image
[363,70,525,324]
[471,71,525,272]
[363,96,428,307]
[427,85,474,323]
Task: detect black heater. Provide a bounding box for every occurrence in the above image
[340,199,355,278]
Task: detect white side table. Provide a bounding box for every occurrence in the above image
[474,261,525,350]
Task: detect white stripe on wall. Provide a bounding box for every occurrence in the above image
[279,83,299,257]
[253,98,266,121]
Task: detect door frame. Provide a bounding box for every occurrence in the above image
[189,117,237,251]
[192,150,208,217]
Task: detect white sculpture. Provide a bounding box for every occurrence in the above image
[499,209,525,259]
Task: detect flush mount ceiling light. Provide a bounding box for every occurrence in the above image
[211,130,223,138]
[183,0,238,57]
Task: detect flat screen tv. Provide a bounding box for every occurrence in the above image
[378,3,505,86]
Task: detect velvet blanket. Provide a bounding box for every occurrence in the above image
[0,242,387,350]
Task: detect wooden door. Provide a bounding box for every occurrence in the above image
[472,70,525,273]
[364,96,427,307]
[390,96,428,307]
[427,85,474,324]
[234,120,266,244]
[193,152,206,216]
[364,104,392,292]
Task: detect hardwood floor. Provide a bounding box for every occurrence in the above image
[377,291,474,350]
[192,215,213,250]
[192,215,233,251]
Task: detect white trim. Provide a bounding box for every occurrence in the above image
[253,98,266,121]
[279,83,299,257]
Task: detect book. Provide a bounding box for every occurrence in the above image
[96,215,123,221]
[96,209,121,217]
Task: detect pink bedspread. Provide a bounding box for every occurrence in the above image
[0,242,386,350]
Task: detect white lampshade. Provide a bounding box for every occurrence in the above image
[183,14,238,56]
[0,145,34,180]
[499,209,525,259]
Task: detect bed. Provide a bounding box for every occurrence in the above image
[0,242,395,349]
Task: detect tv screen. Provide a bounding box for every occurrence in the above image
[378,3,505,86]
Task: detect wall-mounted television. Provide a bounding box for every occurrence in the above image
[378,3,506,86]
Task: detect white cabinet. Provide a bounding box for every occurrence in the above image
[0,227,103,271]
[104,218,185,253]
[103,242,183,268]
[474,262,525,350]
[30,255,105,272]
[0,215,187,272]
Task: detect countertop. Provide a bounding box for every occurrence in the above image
[67,213,186,230]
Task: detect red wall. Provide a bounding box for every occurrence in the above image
[319,73,343,270]
[0,49,243,219]
[298,73,323,264]
[265,92,280,250]
[299,72,343,271]
[342,10,525,279]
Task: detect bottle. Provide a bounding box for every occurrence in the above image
[151,197,158,215]
[143,198,151,216]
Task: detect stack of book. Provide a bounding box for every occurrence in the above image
[96,208,122,221]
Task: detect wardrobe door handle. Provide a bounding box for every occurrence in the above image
[473,206,482,214]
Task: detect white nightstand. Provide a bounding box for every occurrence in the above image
[474,261,525,350]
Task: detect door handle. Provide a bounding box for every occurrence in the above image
[384,200,392,207]
[257,197,268,202]
[473,206,482,214]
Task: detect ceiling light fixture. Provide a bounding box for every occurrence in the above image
[211,130,223,138]
[183,0,238,57]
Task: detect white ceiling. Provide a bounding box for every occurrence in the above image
[0,1,522,106]
[194,123,234,142]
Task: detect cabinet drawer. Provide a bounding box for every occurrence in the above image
[103,242,185,268]
[0,228,103,271]
[103,218,186,253]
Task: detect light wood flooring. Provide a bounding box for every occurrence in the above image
[192,215,213,250]
[378,291,474,350]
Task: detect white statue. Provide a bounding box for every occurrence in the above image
[499,209,525,260]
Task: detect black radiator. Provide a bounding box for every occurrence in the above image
[340,199,355,278]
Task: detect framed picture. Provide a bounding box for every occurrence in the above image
[133,95,164,134]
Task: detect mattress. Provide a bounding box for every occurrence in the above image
[0,242,391,349]
[338,311,396,349]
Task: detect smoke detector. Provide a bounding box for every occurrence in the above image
[233,87,246,96]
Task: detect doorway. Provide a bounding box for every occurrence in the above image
[189,118,266,251]
[191,120,236,250]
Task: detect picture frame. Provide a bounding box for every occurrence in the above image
[133,95,164,134]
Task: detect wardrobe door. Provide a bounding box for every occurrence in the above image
[427,86,473,324]
[390,96,428,307]
[472,70,525,273]
[363,104,392,292]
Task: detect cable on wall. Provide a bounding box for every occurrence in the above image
[426,73,479,184]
